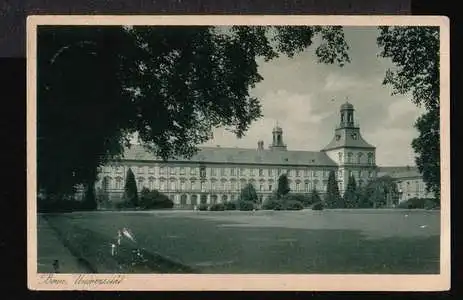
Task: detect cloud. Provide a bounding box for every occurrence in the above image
[323,73,373,92]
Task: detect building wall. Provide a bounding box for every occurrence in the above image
[395,177,434,202]
[96,161,340,206]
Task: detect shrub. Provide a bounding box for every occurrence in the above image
[262,198,281,210]
[210,203,225,211]
[238,201,255,211]
[284,199,304,210]
[312,202,324,210]
[397,197,438,209]
[224,201,237,210]
[139,189,173,210]
[198,203,209,211]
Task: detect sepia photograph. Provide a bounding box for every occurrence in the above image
[27,15,450,291]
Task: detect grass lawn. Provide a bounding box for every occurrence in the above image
[40,209,440,274]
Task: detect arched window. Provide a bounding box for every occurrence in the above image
[357,152,363,164]
[222,195,228,203]
[191,195,198,205]
[148,177,155,190]
[347,152,353,163]
[180,194,187,205]
[180,180,186,191]
[115,177,121,190]
[211,195,218,204]
[367,153,374,164]
[160,179,166,191]
[137,177,145,189]
[338,152,343,163]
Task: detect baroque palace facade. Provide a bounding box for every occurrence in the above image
[95,102,386,207]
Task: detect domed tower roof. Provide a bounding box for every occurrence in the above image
[273,125,282,132]
[341,101,354,110]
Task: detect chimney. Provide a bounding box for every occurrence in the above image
[257,140,264,150]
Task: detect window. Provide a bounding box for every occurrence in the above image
[304,169,309,177]
[190,167,197,175]
[160,167,166,175]
[169,180,176,190]
[170,167,176,175]
[231,181,236,191]
[116,166,123,173]
[221,168,226,176]
[338,170,343,179]
[210,168,217,176]
[367,153,374,164]
[200,167,206,178]
[357,153,363,164]
[259,184,264,191]
[148,167,154,174]
[296,182,300,191]
[338,152,343,163]
[137,177,144,189]
[191,180,198,190]
[296,170,300,177]
[268,169,273,176]
[180,180,186,191]
[230,168,236,176]
[239,168,245,176]
[180,167,185,175]
[259,169,264,176]
[250,168,255,176]
[149,177,155,189]
[305,182,309,192]
[268,184,273,191]
[347,152,353,163]
[115,178,122,190]
[160,180,166,191]
[217,181,223,191]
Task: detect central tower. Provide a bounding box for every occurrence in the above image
[321,102,377,194]
[269,124,287,151]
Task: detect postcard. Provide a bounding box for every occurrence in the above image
[27,15,450,291]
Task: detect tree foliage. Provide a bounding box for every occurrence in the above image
[240,183,258,203]
[377,26,440,199]
[361,176,399,208]
[277,173,291,198]
[37,25,350,198]
[124,168,138,207]
[325,170,341,208]
[343,175,359,208]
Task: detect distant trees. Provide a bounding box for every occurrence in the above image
[325,170,342,208]
[359,176,399,208]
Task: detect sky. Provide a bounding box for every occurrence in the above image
[201,26,426,167]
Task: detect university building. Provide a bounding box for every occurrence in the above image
[377,166,434,202]
[95,102,386,207]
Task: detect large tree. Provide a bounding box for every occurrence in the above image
[343,174,359,208]
[277,173,291,198]
[361,176,399,208]
[240,183,258,203]
[124,168,139,207]
[377,26,440,200]
[38,25,350,200]
[325,170,342,208]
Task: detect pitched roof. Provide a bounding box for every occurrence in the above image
[322,131,375,151]
[121,144,338,167]
[377,166,422,179]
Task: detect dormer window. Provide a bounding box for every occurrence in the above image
[335,134,341,141]
[351,133,358,140]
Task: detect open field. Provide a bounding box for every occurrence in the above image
[38,209,440,274]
